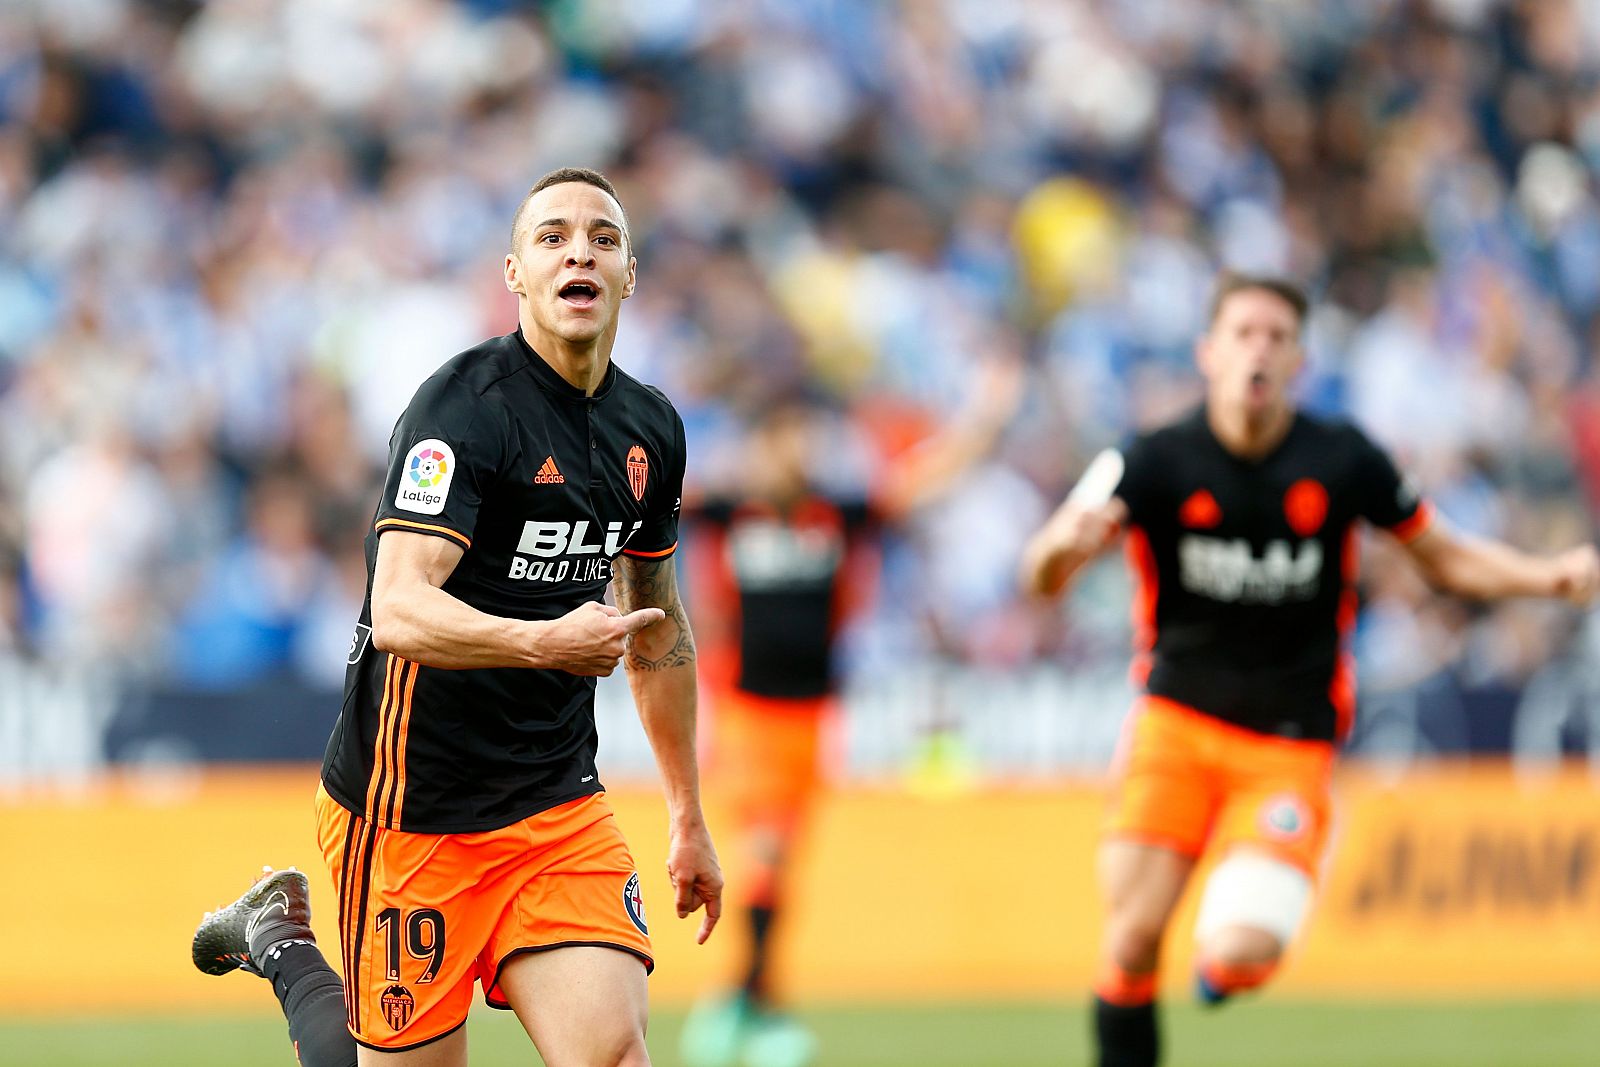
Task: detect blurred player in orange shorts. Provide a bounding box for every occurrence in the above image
[680,360,1021,1067]
[1021,273,1600,1067]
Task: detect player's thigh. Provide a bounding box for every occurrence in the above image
[1212,735,1334,875]
[1098,838,1196,930]
[316,787,518,1053]
[499,945,650,1067]
[1104,698,1219,869]
[356,1026,467,1067]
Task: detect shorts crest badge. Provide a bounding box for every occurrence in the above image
[1258,794,1311,842]
[623,872,648,935]
[380,984,415,1030]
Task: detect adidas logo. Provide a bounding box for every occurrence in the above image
[534,456,565,485]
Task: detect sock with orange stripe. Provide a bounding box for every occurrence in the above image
[1194,957,1277,1007]
[258,941,356,1067]
[1093,964,1159,1067]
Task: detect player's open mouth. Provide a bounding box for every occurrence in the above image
[559,281,599,308]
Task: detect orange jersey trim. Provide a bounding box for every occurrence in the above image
[1124,526,1158,687]
[388,661,419,827]
[1388,500,1435,544]
[364,655,419,828]
[375,517,472,550]
[364,655,400,822]
[622,542,677,559]
[1331,528,1360,741]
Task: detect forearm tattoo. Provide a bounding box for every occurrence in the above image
[614,555,697,671]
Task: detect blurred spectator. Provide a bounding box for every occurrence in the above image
[0,0,1596,770]
[167,472,333,689]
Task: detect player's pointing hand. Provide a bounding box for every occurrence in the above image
[621,607,667,632]
[536,601,668,676]
[666,822,723,945]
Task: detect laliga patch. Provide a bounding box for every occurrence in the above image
[1258,794,1311,842]
[395,438,456,516]
[623,872,648,935]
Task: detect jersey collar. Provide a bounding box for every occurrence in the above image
[514,328,617,402]
[1196,404,1303,467]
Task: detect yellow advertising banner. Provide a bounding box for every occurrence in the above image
[1,764,1596,1015]
[1300,764,1600,994]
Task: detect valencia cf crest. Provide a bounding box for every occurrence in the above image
[1283,479,1329,538]
[380,984,415,1030]
[626,445,649,502]
[1258,794,1311,842]
[623,872,648,935]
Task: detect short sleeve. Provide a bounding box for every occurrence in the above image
[622,409,686,560]
[1348,427,1434,542]
[372,373,503,551]
[1112,435,1162,528]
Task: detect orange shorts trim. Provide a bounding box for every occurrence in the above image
[314,785,652,1051]
[1105,696,1333,876]
[713,689,830,834]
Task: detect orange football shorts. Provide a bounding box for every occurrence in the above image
[314,785,652,1052]
[714,688,831,836]
[1105,695,1334,876]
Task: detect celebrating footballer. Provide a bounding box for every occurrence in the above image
[1021,273,1599,1067]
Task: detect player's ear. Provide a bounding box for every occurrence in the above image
[504,253,525,296]
[621,256,637,300]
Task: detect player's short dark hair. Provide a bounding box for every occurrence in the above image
[1207,272,1308,328]
[509,166,631,253]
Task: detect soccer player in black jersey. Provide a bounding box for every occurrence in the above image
[193,168,721,1067]
[678,364,1020,1067]
[1020,273,1599,1067]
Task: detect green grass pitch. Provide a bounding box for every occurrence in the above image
[4,1000,1596,1066]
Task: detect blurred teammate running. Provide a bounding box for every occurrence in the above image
[192,167,721,1067]
[679,360,1021,1067]
[1019,273,1599,1067]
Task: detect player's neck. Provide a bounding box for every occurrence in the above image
[519,313,615,395]
[1207,399,1295,460]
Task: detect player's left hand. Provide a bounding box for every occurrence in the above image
[1552,544,1600,607]
[666,821,723,944]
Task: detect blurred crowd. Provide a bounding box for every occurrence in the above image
[2,0,1598,759]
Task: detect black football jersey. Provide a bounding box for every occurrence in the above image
[1112,407,1433,742]
[693,495,875,699]
[321,329,685,833]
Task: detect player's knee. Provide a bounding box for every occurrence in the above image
[1195,850,1311,953]
[1201,923,1283,969]
[1105,916,1166,974]
[604,1034,650,1067]
[745,825,788,867]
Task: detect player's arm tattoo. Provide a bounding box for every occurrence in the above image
[613,555,696,671]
